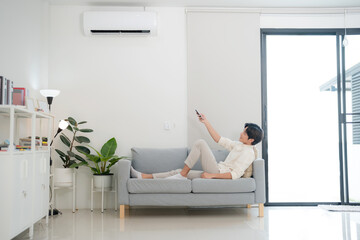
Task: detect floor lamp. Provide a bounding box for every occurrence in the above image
[48,119,69,215]
[40,89,60,112]
[40,89,64,215]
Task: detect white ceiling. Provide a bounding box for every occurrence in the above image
[49,0,360,8]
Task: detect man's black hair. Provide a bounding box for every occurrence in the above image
[244,123,264,145]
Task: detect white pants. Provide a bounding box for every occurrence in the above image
[152,139,220,179]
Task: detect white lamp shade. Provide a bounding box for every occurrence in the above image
[40,89,60,98]
[58,120,69,130]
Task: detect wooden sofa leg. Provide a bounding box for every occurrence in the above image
[247,204,251,208]
[120,205,125,219]
[258,203,264,217]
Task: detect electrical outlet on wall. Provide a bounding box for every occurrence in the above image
[164,121,175,130]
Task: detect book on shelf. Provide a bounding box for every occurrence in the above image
[19,137,48,146]
[7,79,13,105]
[0,76,7,105]
[16,145,31,150]
[0,143,9,151]
[0,76,14,105]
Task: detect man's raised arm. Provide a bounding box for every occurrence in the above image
[199,114,221,143]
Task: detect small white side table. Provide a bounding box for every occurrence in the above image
[91,175,118,213]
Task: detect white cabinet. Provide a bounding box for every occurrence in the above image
[0,106,53,240]
[11,153,33,236]
[33,152,50,222]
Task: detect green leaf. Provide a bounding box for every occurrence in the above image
[69,162,80,168]
[67,160,76,168]
[70,161,88,168]
[88,145,102,158]
[74,127,79,131]
[59,156,66,163]
[110,157,122,162]
[88,154,100,163]
[93,161,101,173]
[100,156,112,162]
[67,151,76,157]
[106,158,120,169]
[55,149,66,157]
[75,136,90,143]
[75,146,90,155]
[78,121,87,125]
[74,154,86,162]
[79,129,93,133]
[68,117,77,126]
[67,125,73,132]
[90,167,98,174]
[101,138,117,158]
[60,134,71,147]
[106,156,128,171]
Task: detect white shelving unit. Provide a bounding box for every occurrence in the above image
[0,105,53,240]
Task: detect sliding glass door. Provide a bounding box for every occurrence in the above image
[262,29,360,205]
[342,35,360,203]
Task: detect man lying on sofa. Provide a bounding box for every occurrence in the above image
[130,112,264,180]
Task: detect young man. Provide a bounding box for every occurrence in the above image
[130,112,263,180]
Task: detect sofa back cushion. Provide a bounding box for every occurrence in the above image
[131,147,188,173]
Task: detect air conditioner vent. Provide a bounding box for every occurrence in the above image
[84,11,157,36]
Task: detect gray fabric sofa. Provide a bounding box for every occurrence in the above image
[117,147,265,218]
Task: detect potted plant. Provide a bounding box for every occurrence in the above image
[54,117,92,187]
[71,137,127,188]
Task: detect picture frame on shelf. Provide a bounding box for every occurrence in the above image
[37,100,49,113]
[13,87,26,106]
[26,97,36,111]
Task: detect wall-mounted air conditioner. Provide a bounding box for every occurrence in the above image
[83,11,157,36]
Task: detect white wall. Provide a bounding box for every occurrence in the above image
[49,6,187,209]
[260,12,360,28]
[187,12,262,150]
[0,0,49,142]
[0,0,49,238]
[0,0,49,98]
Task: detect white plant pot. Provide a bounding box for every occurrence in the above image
[93,174,113,189]
[54,168,73,187]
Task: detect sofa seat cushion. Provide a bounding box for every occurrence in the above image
[128,179,192,193]
[192,178,256,193]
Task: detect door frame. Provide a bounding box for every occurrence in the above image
[261,28,360,206]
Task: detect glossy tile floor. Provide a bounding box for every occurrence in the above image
[14,206,360,240]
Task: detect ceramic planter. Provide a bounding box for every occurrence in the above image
[93,174,113,188]
[54,168,73,187]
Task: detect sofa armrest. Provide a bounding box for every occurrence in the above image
[117,159,131,205]
[253,158,265,204]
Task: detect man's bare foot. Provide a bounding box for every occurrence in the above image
[180,164,191,177]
